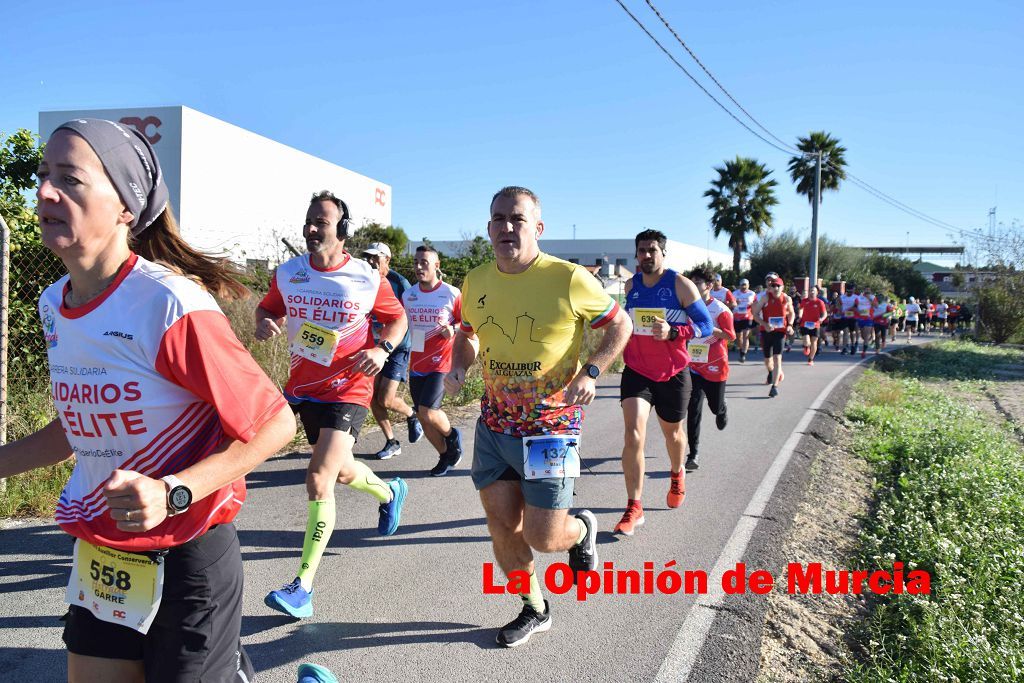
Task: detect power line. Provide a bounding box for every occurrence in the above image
[641,0,801,155]
[615,0,997,245]
[610,0,797,157]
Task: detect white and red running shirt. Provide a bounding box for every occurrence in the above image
[259,253,405,407]
[840,293,859,319]
[732,289,757,320]
[401,281,462,375]
[709,286,736,308]
[41,254,286,552]
[688,297,735,382]
[856,295,875,320]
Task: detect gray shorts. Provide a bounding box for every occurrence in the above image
[470,419,576,510]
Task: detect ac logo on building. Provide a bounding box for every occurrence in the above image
[374,187,387,207]
[119,116,163,144]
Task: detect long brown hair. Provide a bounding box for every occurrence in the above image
[131,206,249,300]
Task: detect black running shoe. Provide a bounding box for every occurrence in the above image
[685,454,699,471]
[769,386,779,398]
[496,600,552,648]
[429,450,462,477]
[430,428,463,476]
[567,510,598,577]
[716,406,727,430]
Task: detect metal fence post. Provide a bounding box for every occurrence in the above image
[0,213,10,493]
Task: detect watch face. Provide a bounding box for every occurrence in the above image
[170,487,192,510]
[586,364,600,379]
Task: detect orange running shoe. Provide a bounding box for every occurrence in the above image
[667,473,686,508]
[613,502,645,536]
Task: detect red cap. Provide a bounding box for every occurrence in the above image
[769,276,784,286]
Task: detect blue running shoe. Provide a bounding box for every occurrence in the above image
[298,663,338,683]
[265,578,313,619]
[378,478,408,536]
[407,415,424,443]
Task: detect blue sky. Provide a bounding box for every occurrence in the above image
[2,1,1020,266]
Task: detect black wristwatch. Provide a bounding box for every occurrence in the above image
[377,339,395,355]
[161,475,193,516]
[668,326,680,341]
[583,363,601,379]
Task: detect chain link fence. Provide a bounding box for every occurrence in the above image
[0,215,65,449]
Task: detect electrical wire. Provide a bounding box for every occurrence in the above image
[611,0,797,157]
[641,0,802,155]
[615,0,999,244]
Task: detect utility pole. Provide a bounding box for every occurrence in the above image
[808,151,822,288]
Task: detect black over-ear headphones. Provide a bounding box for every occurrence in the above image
[337,198,352,239]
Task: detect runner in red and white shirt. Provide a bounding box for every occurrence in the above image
[256,191,410,620]
[3,119,296,681]
[731,278,758,363]
[709,273,737,310]
[402,245,464,477]
[798,286,829,365]
[685,266,736,464]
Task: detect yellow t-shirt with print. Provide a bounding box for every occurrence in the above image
[460,252,620,437]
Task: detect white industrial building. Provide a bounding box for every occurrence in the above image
[428,237,741,283]
[39,106,391,264]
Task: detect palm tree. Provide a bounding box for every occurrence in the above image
[787,131,847,202]
[704,156,779,276]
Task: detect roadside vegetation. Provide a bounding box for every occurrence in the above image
[842,341,1024,681]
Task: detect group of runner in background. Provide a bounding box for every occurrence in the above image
[711,273,970,367]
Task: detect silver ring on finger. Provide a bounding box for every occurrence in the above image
[125,509,133,522]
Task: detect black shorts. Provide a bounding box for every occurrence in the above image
[619,366,691,423]
[734,318,757,332]
[380,348,410,383]
[410,372,446,410]
[906,320,918,330]
[292,400,368,445]
[763,330,786,356]
[799,326,819,337]
[843,317,858,331]
[62,523,254,683]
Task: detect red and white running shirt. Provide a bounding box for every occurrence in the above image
[709,286,736,308]
[840,293,859,319]
[855,295,875,320]
[41,254,286,552]
[688,297,735,382]
[732,289,757,320]
[259,253,405,406]
[401,280,462,375]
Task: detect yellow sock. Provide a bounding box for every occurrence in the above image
[574,517,587,545]
[297,499,335,591]
[522,571,545,613]
[346,461,391,503]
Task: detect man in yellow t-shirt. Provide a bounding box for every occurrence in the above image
[445,186,631,648]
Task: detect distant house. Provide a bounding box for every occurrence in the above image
[913,261,999,296]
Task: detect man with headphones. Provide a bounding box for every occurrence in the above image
[255,190,410,619]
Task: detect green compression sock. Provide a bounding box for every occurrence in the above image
[297,499,335,591]
[346,461,391,503]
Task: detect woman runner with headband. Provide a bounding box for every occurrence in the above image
[0,118,296,682]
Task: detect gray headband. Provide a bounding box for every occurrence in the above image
[55,118,169,235]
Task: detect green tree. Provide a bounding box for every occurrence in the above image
[787,131,847,202]
[704,156,779,277]
[977,272,1024,343]
[857,253,937,300]
[1,129,63,373]
[346,223,409,257]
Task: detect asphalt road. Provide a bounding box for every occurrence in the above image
[0,340,898,682]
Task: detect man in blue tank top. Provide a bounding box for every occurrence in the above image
[614,229,714,536]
